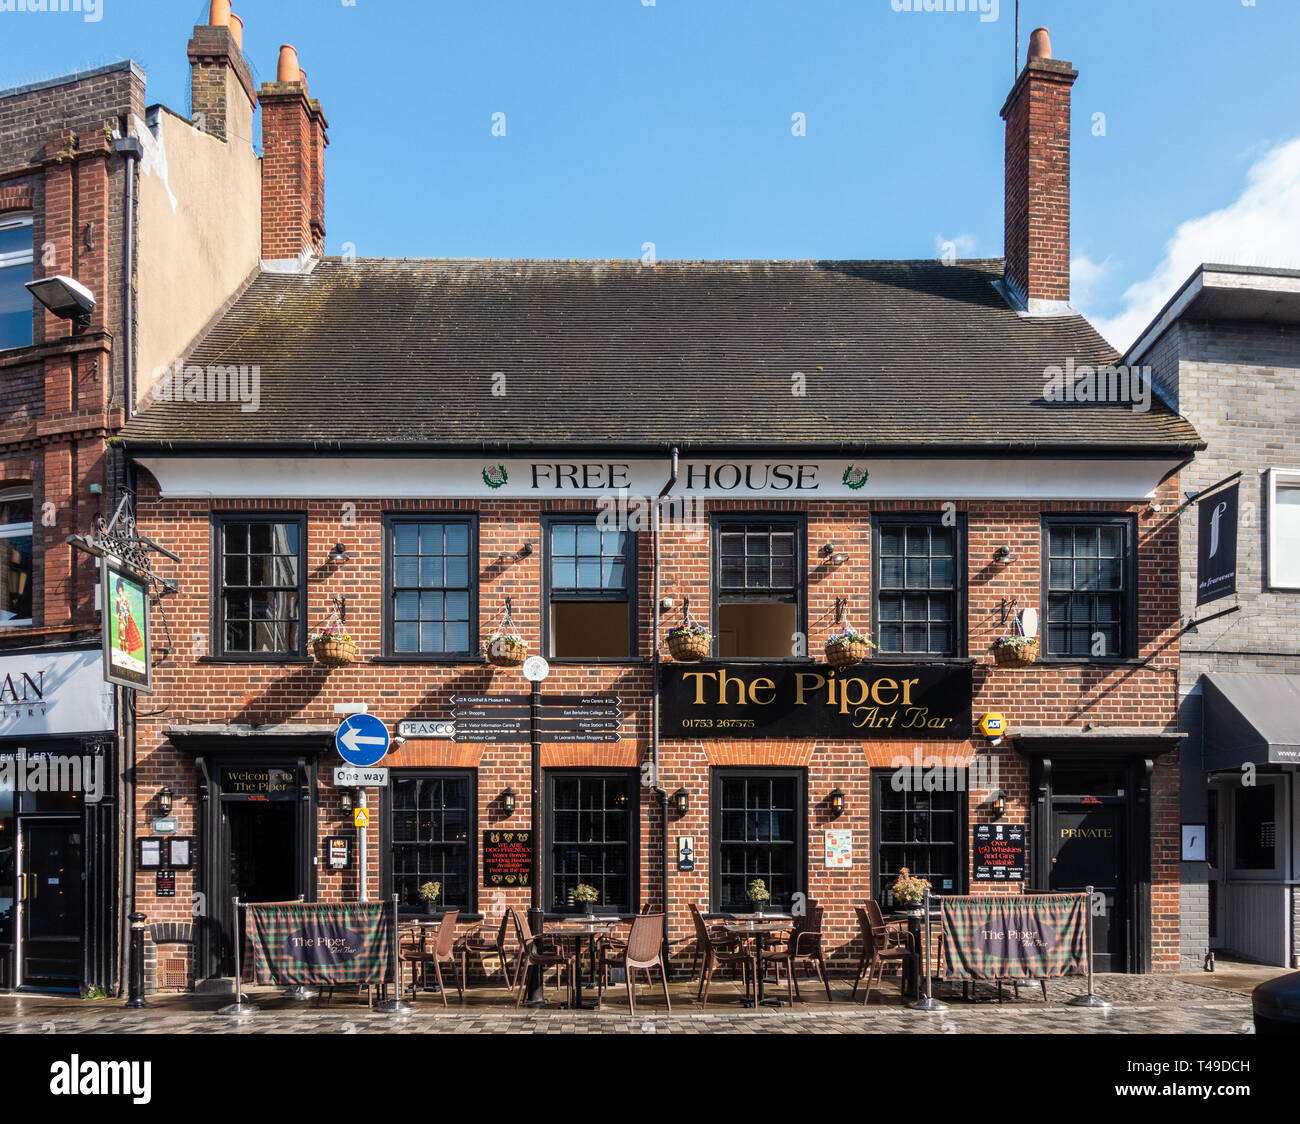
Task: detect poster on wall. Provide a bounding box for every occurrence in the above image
[972,823,1026,881]
[824,829,852,868]
[101,555,151,693]
[483,830,532,887]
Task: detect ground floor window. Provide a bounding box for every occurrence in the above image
[389,770,475,913]
[871,769,967,904]
[711,769,805,912]
[547,770,636,914]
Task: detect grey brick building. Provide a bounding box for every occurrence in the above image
[1130,264,1300,969]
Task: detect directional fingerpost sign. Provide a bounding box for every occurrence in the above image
[450,694,625,744]
[335,713,391,767]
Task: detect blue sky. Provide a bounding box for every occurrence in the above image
[4,0,1300,350]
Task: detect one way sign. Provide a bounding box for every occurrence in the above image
[335,713,391,767]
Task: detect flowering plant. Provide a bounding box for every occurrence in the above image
[746,878,771,904]
[890,867,931,907]
[666,622,711,639]
[482,632,527,655]
[825,626,876,650]
[418,881,442,903]
[572,883,599,904]
[311,621,353,644]
[989,634,1037,653]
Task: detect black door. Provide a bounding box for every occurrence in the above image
[19,819,83,990]
[219,801,298,974]
[1049,804,1125,972]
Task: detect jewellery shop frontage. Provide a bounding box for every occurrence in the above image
[0,645,118,993]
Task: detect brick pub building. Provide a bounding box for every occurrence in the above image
[117,30,1201,989]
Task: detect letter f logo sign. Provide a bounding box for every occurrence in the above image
[1209,501,1227,558]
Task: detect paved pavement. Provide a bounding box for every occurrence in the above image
[0,973,1258,1034]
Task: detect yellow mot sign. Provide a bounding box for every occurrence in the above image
[353,808,369,829]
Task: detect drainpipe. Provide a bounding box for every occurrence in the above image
[652,447,678,950]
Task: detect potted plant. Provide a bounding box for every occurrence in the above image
[572,883,599,917]
[418,881,442,916]
[482,631,527,668]
[746,878,771,917]
[666,621,712,662]
[890,867,931,913]
[825,626,875,668]
[989,634,1039,667]
[311,622,357,667]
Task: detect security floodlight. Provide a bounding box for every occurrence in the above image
[26,275,95,332]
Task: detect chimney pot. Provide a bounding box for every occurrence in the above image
[208,0,231,27]
[277,45,302,84]
[1027,27,1052,61]
[229,12,243,51]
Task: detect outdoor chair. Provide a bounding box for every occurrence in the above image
[689,902,753,1007]
[597,912,671,1014]
[851,902,917,1004]
[401,910,462,1006]
[508,907,575,1008]
[460,912,515,989]
[762,903,832,1003]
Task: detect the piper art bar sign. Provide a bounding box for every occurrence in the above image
[660,662,972,740]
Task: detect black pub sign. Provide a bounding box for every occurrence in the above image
[483,830,532,887]
[221,767,297,801]
[973,823,1026,881]
[660,662,972,740]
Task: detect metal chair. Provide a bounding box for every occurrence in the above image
[597,912,671,1014]
[401,910,462,1006]
[508,907,575,1008]
[460,912,515,989]
[851,902,917,1004]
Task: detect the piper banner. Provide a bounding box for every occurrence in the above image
[247,902,394,986]
[941,894,1087,982]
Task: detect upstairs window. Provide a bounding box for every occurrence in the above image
[0,214,34,351]
[387,518,475,657]
[714,517,804,658]
[545,518,634,659]
[874,516,963,657]
[0,490,33,626]
[1043,517,1136,660]
[1267,469,1300,589]
[215,517,305,657]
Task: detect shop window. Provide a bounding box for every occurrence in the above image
[0,214,34,352]
[0,490,33,626]
[389,771,475,913]
[545,519,634,659]
[548,772,636,914]
[386,517,475,656]
[874,515,963,657]
[871,770,967,903]
[1267,469,1300,589]
[714,518,803,658]
[711,770,804,912]
[1042,517,1135,660]
[214,516,305,657]
[1233,782,1279,874]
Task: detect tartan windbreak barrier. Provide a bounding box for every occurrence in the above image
[247,902,395,986]
[941,894,1087,981]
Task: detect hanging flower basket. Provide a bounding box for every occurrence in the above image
[666,624,712,662]
[312,633,357,667]
[990,636,1038,667]
[483,634,527,667]
[825,627,874,668]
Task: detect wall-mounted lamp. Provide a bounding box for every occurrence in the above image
[502,786,517,816]
[828,787,846,818]
[672,788,689,816]
[26,274,95,333]
[994,545,1014,564]
[158,786,173,816]
[518,542,534,558]
[340,789,353,813]
[613,789,629,809]
[989,790,1007,821]
[821,543,837,557]
[328,543,351,563]
[831,552,850,566]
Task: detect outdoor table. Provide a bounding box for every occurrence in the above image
[551,920,617,1010]
[886,910,942,999]
[722,918,792,1007]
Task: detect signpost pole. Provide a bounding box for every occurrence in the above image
[358,789,368,903]
[1068,885,1111,1008]
[908,888,948,1012]
[526,675,546,1006]
[374,894,411,1014]
[216,899,251,1017]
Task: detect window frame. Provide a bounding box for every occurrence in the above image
[871,512,966,660]
[869,768,969,903]
[710,512,807,661]
[210,513,309,661]
[381,512,480,662]
[540,512,638,663]
[1039,514,1139,663]
[1266,468,1300,591]
[382,768,478,917]
[709,767,807,914]
[0,487,34,627]
[543,768,640,917]
[1227,774,1285,880]
[0,212,35,354]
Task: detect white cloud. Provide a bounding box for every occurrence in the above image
[1087,136,1300,353]
[1070,250,1116,310]
[935,232,977,262]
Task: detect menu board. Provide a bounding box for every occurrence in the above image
[483,830,532,887]
[973,823,1026,881]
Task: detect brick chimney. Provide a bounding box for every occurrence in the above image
[1000,27,1077,313]
[187,4,256,145]
[259,45,328,263]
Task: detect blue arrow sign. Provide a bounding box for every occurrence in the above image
[335,713,390,767]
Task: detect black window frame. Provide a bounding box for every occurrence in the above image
[871,512,966,659]
[382,768,478,917]
[381,513,480,662]
[1040,514,1139,663]
[210,513,308,661]
[709,767,807,914]
[710,513,807,661]
[544,769,639,916]
[870,768,969,904]
[541,512,638,663]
